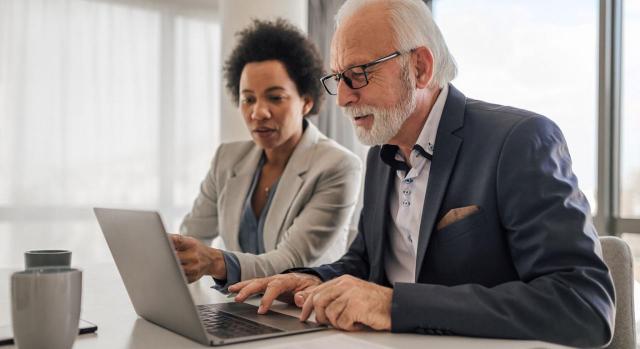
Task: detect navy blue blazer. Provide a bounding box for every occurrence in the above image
[305,85,614,347]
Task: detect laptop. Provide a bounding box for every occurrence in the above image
[94,208,326,346]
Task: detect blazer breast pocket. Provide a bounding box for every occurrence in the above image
[434,206,486,244]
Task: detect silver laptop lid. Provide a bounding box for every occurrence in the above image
[94,208,210,345]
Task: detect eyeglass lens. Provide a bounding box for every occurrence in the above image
[324,66,369,94]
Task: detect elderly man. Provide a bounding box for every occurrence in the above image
[228,0,615,347]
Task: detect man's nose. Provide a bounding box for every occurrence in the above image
[336,79,359,107]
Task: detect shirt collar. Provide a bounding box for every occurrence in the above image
[380,84,449,171]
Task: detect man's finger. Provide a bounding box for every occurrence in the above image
[324,296,347,328]
[299,276,336,296]
[228,279,253,293]
[312,294,330,325]
[235,279,269,302]
[293,285,318,307]
[337,314,362,332]
[300,286,342,322]
[258,282,287,314]
[294,291,307,307]
[300,290,316,322]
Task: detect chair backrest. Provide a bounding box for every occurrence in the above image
[600,236,636,349]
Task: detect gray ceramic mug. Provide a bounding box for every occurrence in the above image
[11,268,82,349]
[24,250,72,269]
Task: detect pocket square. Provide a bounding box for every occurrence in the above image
[436,205,480,231]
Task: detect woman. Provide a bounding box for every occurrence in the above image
[171,19,362,289]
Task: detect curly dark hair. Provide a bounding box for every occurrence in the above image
[223,18,324,115]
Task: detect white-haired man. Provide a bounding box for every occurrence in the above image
[229,0,614,347]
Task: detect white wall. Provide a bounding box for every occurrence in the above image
[219,0,308,142]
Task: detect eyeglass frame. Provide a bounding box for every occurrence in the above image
[320,51,404,95]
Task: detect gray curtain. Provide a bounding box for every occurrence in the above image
[307,0,362,152]
[425,0,433,10]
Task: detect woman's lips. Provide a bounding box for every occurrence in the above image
[253,127,276,137]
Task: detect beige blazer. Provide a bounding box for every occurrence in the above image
[180,123,362,281]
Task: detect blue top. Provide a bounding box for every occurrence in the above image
[213,153,280,290]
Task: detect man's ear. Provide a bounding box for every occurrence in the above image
[302,96,314,115]
[412,46,434,89]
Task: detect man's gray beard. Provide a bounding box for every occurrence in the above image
[342,64,417,146]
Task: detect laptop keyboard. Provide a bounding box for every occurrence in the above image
[197,304,283,339]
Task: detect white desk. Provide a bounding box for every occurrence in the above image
[0,262,571,349]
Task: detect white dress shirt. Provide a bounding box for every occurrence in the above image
[383,85,449,284]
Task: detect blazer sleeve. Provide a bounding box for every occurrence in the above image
[391,116,615,348]
[231,152,362,280]
[179,145,224,245]
[303,147,379,281]
[307,211,370,281]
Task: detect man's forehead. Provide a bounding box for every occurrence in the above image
[330,5,395,71]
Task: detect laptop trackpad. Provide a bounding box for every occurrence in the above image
[215,303,325,331]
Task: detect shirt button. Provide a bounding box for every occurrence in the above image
[403,178,413,184]
[402,200,410,207]
[403,190,411,195]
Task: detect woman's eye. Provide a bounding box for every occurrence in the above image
[268,95,285,102]
[241,96,255,104]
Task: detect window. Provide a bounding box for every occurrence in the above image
[431,1,640,288]
[620,0,640,218]
[432,0,599,210]
[0,0,220,266]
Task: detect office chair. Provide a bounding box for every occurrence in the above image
[600,236,636,349]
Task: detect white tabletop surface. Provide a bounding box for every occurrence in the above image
[0,262,572,349]
[0,224,572,349]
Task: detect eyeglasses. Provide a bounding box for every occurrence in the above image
[320,51,402,95]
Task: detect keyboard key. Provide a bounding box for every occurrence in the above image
[197,304,282,339]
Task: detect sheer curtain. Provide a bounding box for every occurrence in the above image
[0,0,220,267]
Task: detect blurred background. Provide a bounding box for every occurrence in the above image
[0,0,638,276]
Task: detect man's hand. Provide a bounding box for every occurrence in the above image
[169,234,226,283]
[228,273,322,314]
[297,275,392,331]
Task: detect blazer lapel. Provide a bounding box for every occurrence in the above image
[221,146,262,251]
[415,84,466,278]
[369,154,394,284]
[262,122,320,251]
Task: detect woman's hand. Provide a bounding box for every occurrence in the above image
[169,234,226,283]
